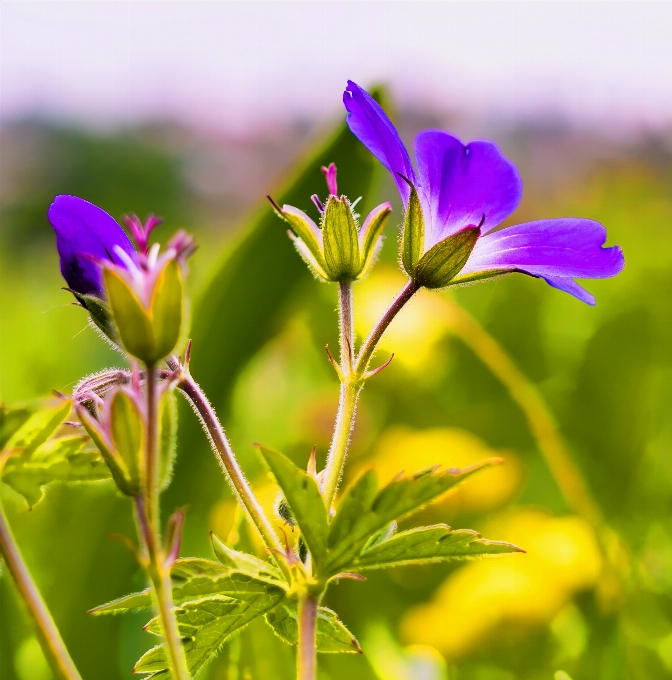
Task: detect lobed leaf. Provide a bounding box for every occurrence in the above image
[258,445,329,568]
[326,461,499,574]
[2,434,109,508]
[210,533,283,581]
[3,401,71,459]
[136,591,285,676]
[265,603,362,654]
[91,557,285,615]
[351,523,524,570]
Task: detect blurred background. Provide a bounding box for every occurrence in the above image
[1,2,672,679]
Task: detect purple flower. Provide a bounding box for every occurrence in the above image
[48,195,137,297]
[343,81,624,304]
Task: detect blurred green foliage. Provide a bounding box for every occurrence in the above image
[1,108,672,680]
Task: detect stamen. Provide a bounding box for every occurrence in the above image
[113,246,142,279]
[147,243,161,269]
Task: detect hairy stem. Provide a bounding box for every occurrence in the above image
[172,366,287,571]
[321,280,419,507]
[0,497,82,680]
[339,280,354,372]
[145,365,159,526]
[134,496,190,680]
[297,594,318,680]
[355,280,419,375]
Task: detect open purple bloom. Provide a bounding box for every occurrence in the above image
[343,81,624,304]
[48,195,137,297]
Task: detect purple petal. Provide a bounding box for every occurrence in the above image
[458,218,625,304]
[414,131,522,249]
[49,195,136,296]
[343,81,415,207]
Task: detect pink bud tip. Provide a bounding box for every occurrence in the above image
[321,163,338,196]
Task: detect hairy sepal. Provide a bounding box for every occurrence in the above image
[413,226,480,289]
[400,180,424,276]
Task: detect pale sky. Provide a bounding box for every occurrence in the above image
[2,1,672,132]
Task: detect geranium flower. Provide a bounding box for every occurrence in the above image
[48,195,139,297]
[343,81,624,304]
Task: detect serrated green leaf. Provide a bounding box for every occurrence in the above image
[151,259,184,361]
[413,226,480,289]
[351,524,523,570]
[401,181,424,276]
[3,401,71,459]
[137,592,285,676]
[110,391,143,489]
[322,197,360,281]
[89,589,153,615]
[265,603,362,654]
[258,445,329,567]
[2,435,109,508]
[211,533,282,581]
[326,461,498,574]
[91,557,285,615]
[158,389,177,490]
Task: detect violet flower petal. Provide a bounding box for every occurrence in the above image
[49,195,136,296]
[414,130,523,248]
[459,218,625,304]
[343,80,416,208]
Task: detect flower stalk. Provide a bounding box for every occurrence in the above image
[134,364,190,680]
[0,485,82,680]
[167,357,288,577]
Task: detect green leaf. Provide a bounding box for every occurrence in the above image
[2,435,110,508]
[0,405,32,450]
[265,603,362,654]
[358,203,391,278]
[137,592,285,676]
[413,226,480,289]
[104,267,156,364]
[257,445,329,567]
[151,259,184,361]
[400,181,424,276]
[350,524,524,570]
[326,461,499,574]
[3,401,71,459]
[110,391,143,489]
[90,557,286,615]
[211,533,282,581]
[322,197,360,281]
[158,389,178,490]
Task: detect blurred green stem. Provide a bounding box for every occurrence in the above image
[169,359,289,578]
[135,364,191,680]
[0,489,82,680]
[297,594,318,680]
[446,301,607,533]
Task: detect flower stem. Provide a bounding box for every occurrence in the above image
[0,496,82,680]
[321,280,419,508]
[354,280,419,375]
[297,594,318,680]
[133,496,190,680]
[172,365,287,570]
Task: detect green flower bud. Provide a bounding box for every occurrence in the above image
[274,197,391,283]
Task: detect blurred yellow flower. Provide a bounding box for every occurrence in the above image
[401,509,602,659]
[355,268,454,371]
[353,426,522,514]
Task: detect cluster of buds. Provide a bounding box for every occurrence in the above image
[270,164,391,283]
[72,367,177,496]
